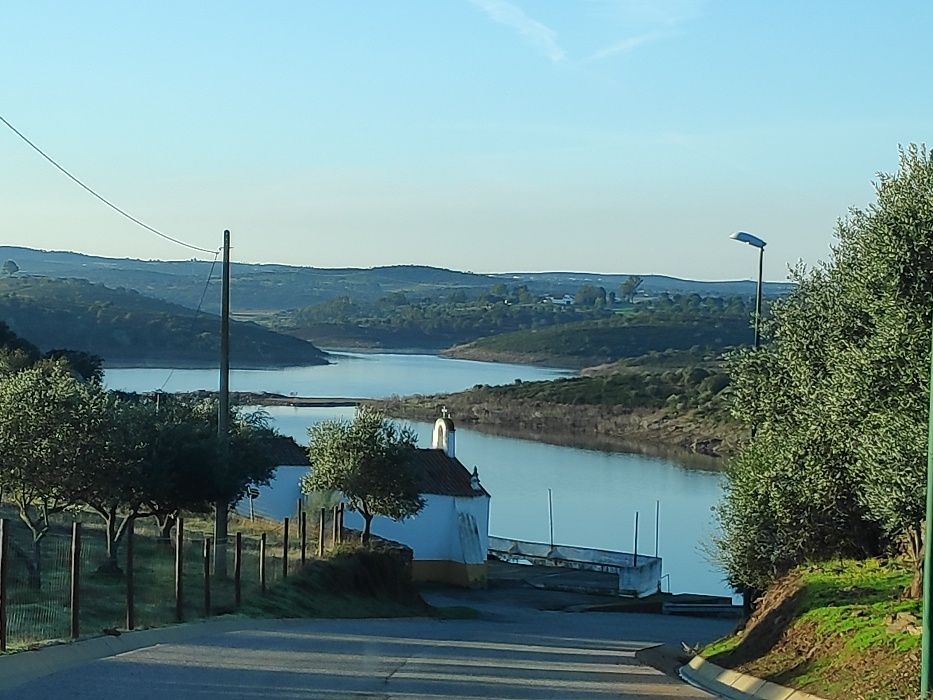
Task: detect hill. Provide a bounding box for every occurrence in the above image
[0,277,327,367]
[373,352,737,456]
[444,301,754,368]
[0,246,792,315]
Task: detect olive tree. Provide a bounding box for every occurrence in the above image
[719,146,933,596]
[302,407,424,543]
[0,360,107,587]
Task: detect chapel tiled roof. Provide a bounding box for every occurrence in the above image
[411,449,489,498]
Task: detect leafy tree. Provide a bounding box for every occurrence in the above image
[620,275,644,303]
[719,146,933,596]
[0,360,106,587]
[1,260,19,277]
[43,349,104,384]
[302,407,424,543]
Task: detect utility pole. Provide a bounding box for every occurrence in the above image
[215,229,231,578]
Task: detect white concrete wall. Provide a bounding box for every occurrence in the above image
[342,494,490,563]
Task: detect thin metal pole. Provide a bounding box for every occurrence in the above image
[125,519,135,631]
[655,500,660,559]
[175,517,184,623]
[318,508,325,557]
[203,538,212,617]
[259,533,267,594]
[300,511,307,566]
[632,513,639,568]
[547,488,554,548]
[70,522,81,639]
[215,229,231,578]
[282,517,290,579]
[0,519,7,652]
[234,532,242,607]
[754,245,764,349]
[921,318,933,697]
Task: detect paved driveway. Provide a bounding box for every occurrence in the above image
[2,587,729,700]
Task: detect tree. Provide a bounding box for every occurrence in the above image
[620,275,644,303]
[2,260,19,276]
[718,146,933,596]
[0,360,105,587]
[302,407,424,543]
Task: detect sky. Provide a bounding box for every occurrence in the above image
[2,1,931,281]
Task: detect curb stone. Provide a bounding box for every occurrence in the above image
[680,655,828,700]
[0,616,273,692]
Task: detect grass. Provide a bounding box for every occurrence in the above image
[0,507,351,653]
[701,558,920,700]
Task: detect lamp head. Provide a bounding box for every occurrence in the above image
[731,231,767,249]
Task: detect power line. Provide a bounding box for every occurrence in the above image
[158,251,221,391]
[0,113,219,256]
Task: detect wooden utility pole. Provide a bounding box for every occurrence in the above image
[215,230,231,578]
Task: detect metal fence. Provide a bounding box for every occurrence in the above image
[0,503,347,651]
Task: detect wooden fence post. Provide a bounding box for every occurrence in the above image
[175,517,184,623]
[318,508,325,558]
[0,519,7,652]
[234,532,242,607]
[338,504,344,543]
[300,511,307,566]
[70,522,81,640]
[125,519,135,631]
[332,505,339,546]
[282,517,289,579]
[203,537,211,617]
[259,533,267,594]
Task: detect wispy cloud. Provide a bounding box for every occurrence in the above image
[583,31,667,63]
[470,0,565,63]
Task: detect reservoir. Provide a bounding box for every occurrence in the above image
[105,352,729,597]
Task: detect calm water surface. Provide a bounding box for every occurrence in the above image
[104,354,728,597]
[106,351,570,397]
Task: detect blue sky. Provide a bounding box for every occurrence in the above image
[2,1,931,280]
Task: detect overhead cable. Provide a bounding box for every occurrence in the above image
[0,113,219,255]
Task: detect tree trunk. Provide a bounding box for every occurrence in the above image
[156,512,177,544]
[362,513,373,545]
[29,538,42,590]
[905,524,923,600]
[98,512,123,575]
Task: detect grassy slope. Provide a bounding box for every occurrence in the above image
[0,277,327,366]
[703,559,920,700]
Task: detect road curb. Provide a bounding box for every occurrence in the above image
[0,616,271,692]
[680,655,828,700]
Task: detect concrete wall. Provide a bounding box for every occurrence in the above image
[343,493,490,587]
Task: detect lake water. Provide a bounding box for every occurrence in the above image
[104,353,729,597]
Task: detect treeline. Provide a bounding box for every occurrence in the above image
[266,286,756,357]
[718,147,933,599]
[446,296,756,367]
[0,276,328,366]
[0,330,282,587]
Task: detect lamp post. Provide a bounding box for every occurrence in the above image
[923,322,933,697]
[730,231,767,348]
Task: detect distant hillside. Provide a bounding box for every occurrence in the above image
[0,277,327,367]
[0,246,792,314]
[444,299,754,368]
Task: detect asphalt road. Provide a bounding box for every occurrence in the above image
[2,586,731,700]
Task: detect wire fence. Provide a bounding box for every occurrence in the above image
[0,503,347,651]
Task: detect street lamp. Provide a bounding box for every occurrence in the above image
[730,231,767,348]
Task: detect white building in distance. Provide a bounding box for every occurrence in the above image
[343,412,491,588]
